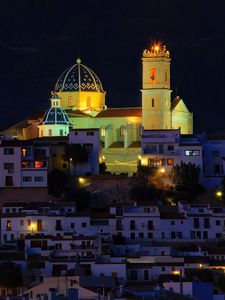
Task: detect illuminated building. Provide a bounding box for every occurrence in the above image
[1,43,193,175]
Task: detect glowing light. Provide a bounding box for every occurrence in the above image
[172,270,180,275]
[199,264,203,269]
[216,191,223,198]
[138,155,142,160]
[155,45,159,51]
[159,168,166,174]
[79,177,85,184]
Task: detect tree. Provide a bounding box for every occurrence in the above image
[170,161,201,198]
[48,169,68,197]
[64,144,88,165]
[137,165,157,178]
[0,262,23,291]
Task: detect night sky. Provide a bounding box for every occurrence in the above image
[0,0,225,133]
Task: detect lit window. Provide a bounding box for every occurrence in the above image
[35,161,44,168]
[167,159,174,165]
[6,220,11,231]
[185,150,200,156]
[101,127,106,137]
[150,68,156,83]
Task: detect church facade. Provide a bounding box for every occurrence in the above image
[2,44,193,175]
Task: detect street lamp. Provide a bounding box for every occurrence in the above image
[159,168,166,190]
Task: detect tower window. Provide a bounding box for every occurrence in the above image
[150,68,156,84]
[152,98,154,107]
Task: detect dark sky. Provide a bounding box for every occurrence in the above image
[0,0,225,133]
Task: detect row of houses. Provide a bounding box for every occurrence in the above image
[1,201,225,286]
[1,128,225,189]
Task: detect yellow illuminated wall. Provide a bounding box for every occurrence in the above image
[57,91,106,111]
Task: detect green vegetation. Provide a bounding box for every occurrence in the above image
[0,262,23,290]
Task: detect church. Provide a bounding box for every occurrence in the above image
[2,43,193,175]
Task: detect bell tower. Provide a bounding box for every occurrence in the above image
[141,43,172,130]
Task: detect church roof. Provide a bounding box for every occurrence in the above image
[54,58,104,93]
[40,107,71,125]
[170,96,181,111]
[96,107,142,118]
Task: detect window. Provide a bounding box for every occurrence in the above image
[63,163,67,169]
[167,158,174,165]
[4,163,14,170]
[82,222,87,228]
[3,234,7,241]
[170,220,175,225]
[37,220,43,231]
[216,220,221,226]
[212,150,219,157]
[148,220,153,230]
[35,161,46,168]
[23,176,32,182]
[101,127,106,137]
[28,220,31,226]
[130,232,135,239]
[120,127,125,136]
[22,148,31,157]
[130,220,135,230]
[203,231,208,239]
[162,267,165,272]
[139,232,144,239]
[144,270,149,280]
[171,232,176,239]
[214,164,221,174]
[87,132,94,136]
[185,150,200,156]
[20,220,24,226]
[49,129,52,136]
[168,145,174,151]
[148,232,153,239]
[130,270,137,280]
[59,129,64,136]
[5,176,13,186]
[161,232,165,239]
[71,223,75,229]
[194,218,200,228]
[151,98,154,107]
[10,234,14,241]
[4,148,14,155]
[150,68,156,83]
[34,176,44,182]
[6,220,11,231]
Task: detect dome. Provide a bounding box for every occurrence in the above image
[55,58,104,93]
[40,107,71,125]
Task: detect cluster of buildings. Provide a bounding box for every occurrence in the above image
[1,201,225,299]
[1,42,225,299]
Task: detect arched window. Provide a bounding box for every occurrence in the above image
[68,96,73,107]
[150,68,156,84]
[120,126,125,136]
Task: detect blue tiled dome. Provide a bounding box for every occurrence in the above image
[41,107,71,125]
[54,58,104,93]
